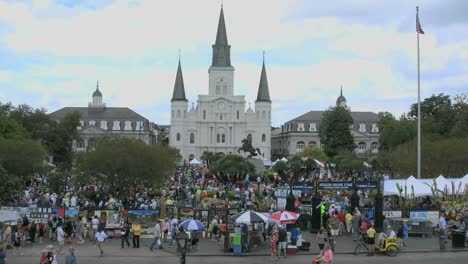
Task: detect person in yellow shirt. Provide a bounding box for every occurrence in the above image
[345,212,353,234]
[366,224,376,256]
[132,222,141,248]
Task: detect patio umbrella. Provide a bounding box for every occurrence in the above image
[231,210,269,224]
[270,210,298,224]
[179,219,205,231]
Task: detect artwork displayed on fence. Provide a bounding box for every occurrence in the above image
[383,210,402,218]
[106,210,122,228]
[178,207,194,221]
[275,188,301,198]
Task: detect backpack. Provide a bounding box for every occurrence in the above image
[162,223,167,232]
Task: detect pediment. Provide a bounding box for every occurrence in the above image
[81,126,107,134]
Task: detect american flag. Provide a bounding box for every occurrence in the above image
[416,11,424,34]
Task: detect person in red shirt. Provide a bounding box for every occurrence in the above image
[337,209,345,235]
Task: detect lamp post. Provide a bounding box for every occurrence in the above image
[374,176,384,232]
[176,230,189,264]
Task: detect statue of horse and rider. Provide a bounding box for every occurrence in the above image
[237,134,262,158]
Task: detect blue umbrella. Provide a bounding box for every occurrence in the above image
[179,219,205,231]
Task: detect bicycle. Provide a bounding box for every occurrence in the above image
[354,236,368,255]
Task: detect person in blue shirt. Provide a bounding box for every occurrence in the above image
[402,220,409,246]
[290,227,300,245]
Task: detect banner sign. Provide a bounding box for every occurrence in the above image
[127,210,158,216]
[293,182,314,194]
[318,182,354,190]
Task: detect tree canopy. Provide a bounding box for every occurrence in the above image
[76,137,180,199]
[210,154,256,182]
[319,106,355,157]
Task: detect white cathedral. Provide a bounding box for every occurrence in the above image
[169,7,272,161]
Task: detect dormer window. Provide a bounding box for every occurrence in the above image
[297,123,305,132]
[359,124,366,132]
[371,123,379,133]
[89,120,96,126]
[349,124,354,130]
[309,123,317,132]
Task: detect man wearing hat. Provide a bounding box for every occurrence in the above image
[378,225,396,248]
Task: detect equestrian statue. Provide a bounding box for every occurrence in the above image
[237,134,262,158]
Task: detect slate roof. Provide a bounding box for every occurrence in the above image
[211,7,231,67]
[171,60,187,101]
[291,111,379,122]
[49,107,148,121]
[256,61,271,102]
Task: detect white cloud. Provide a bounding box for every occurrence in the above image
[0,0,466,126]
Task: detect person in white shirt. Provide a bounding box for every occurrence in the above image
[439,214,447,235]
[149,220,162,251]
[95,229,107,257]
[91,216,99,242]
[56,224,65,255]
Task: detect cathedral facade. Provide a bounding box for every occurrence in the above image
[169,7,272,161]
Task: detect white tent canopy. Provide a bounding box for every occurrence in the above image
[383,179,406,196]
[189,159,202,165]
[280,157,288,162]
[405,176,432,197]
[384,174,468,196]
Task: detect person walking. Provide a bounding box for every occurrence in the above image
[317,227,328,255]
[12,229,22,256]
[366,223,376,256]
[0,244,7,264]
[149,220,162,251]
[95,229,107,257]
[40,249,48,264]
[169,223,177,247]
[270,226,278,259]
[402,220,409,247]
[351,212,361,242]
[46,245,57,264]
[56,223,65,255]
[29,221,37,243]
[91,216,99,243]
[75,218,85,245]
[132,222,141,248]
[120,224,130,248]
[277,225,287,259]
[345,211,353,234]
[65,246,77,264]
[38,219,45,244]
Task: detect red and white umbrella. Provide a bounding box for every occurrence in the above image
[269,210,299,224]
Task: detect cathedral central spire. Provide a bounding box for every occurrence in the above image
[211,6,231,67]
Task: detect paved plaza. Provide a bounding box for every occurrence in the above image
[4,233,467,263]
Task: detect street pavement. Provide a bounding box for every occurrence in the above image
[6,251,468,264]
[3,231,467,263]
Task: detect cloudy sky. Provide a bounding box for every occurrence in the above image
[0,0,467,126]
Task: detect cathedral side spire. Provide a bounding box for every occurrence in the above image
[211,6,231,67]
[171,59,188,101]
[256,52,271,102]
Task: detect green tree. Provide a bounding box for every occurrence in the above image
[378,118,416,150]
[0,166,20,202]
[377,111,395,132]
[210,154,255,182]
[200,151,224,169]
[76,137,180,199]
[408,93,455,136]
[319,106,355,157]
[43,111,81,169]
[0,103,28,139]
[0,138,47,182]
[450,94,468,137]
[378,136,468,178]
[333,150,365,176]
[8,104,54,140]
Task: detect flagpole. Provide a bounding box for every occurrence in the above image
[417,6,421,179]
